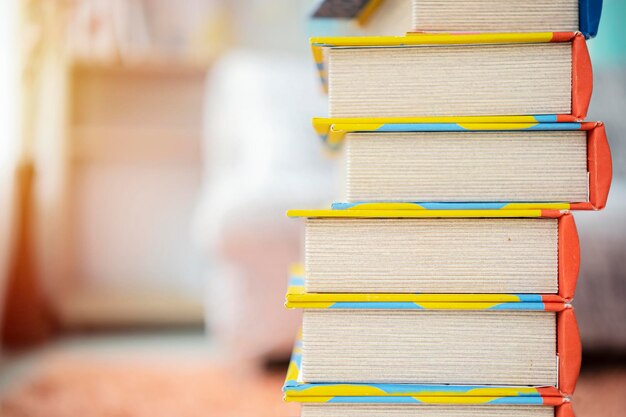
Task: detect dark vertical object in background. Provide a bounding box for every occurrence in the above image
[2,161,54,348]
[313,0,373,18]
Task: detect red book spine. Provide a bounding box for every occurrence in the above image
[570,123,612,210]
[571,33,593,120]
[556,402,575,417]
[587,123,612,209]
[558,214,580,300]
[558,308,582,396]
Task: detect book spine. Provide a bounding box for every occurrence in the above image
[569,123,612,210]
[587,123,612,209]
[579,0,603,38]
[556,402,575,417]
[558,214,580,300]
[537,386,568,402]
[571,34,593,120]
[558,308,582,396]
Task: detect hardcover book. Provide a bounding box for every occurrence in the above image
[284,306,580,393]
[312,33,592,120]
[324,122,611,209]
[287,209,579,297]
[312,0,602,39]
[411,0,602,38]
[289,306,579,392]
[300,403,576,417]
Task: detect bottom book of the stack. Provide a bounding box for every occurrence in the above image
[298,403,575,417]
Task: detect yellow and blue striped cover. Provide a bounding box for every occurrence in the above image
[287,208,566,218]
[329,202,572,212]
[313,119,592,147]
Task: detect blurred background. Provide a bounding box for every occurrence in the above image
[0,0,624,416]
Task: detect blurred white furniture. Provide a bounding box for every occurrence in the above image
[195,50,337,360]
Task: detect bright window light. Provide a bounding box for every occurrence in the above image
[0,0,20,173]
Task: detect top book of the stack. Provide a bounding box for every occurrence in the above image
[313,33,592,121]
[313,0,602,39]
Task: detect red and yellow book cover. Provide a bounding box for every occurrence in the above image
[312,32,592,120]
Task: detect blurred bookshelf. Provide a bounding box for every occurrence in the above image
[68,62,205,164]
[21,0,225,328]
[60,61,206,327]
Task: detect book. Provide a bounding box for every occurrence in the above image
[287,209,579,296]
[326,122,611,209]
[312,33,591,120]
[312,0,602,39]
[283,303,581,394]
[411,0,602,38]
[300,403,574,417]
[299,306,579,390]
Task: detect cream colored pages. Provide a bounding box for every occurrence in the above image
[302,310,557,385]
[413,0,578,33]
[345,131,588,202]
[328,43,572,117]
[305,218,558,293]
[302,404,553,417]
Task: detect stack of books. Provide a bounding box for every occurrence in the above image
[284,1,611,416]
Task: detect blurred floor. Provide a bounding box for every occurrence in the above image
[0,331,299,417]
[574,361,626,417]
[1,333,625,417]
